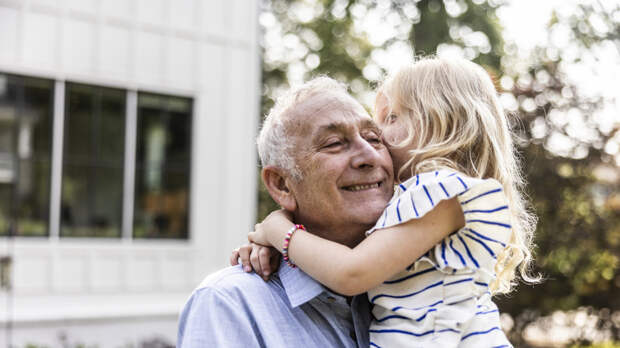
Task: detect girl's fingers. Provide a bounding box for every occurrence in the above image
[249,243,263,276]
[269,247,281,272]
[230,248,240,266]
[258,246,272,278]
[238,244,253,272]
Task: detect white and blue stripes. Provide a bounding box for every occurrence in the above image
[366,171,513,347]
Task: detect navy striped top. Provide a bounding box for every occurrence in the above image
[365,170,513,348]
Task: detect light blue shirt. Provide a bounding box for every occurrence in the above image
[177,261,371,347]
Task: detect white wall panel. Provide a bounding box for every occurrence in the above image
[170,0,195,32]
[99,24,130,78]
[200,43,226,92]
[67,0,97,15]
[167,37,194,89]
[91,255,123,292]
[23,12,57,69]
[55,254,88,292]
[135,31,164,85]
[0,7,18,64]
[137,0,165,27]
[191,43,227,269]
[161,256,189,291]
[32,0,58,8]
[62,18,95,74]
[230,0,253,41]
[101,0,132,20]
[221,47,257,254]
[126,255,158,292]
[203,0,227,37]
[14,254,51,292]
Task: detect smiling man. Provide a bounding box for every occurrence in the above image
[177,77,394,347]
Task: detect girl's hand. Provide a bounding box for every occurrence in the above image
[230,243,281,280]
[248,209,295,251]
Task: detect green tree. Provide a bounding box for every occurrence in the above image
[495,2,620,344]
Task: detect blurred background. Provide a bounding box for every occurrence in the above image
[0,0,618,347]
[255,0,620,347]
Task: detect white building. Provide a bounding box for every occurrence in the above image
[0,0,260,347]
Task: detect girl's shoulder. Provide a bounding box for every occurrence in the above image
[368,170,507,235]
[397,169,496,193]
[367,169,512,274]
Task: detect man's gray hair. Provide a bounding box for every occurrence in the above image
[256,76,355,180]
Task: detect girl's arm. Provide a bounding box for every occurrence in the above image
[249,198,465,296]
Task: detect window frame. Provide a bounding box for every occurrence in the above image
[0,72,194,242]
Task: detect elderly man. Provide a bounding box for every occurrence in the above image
[177,77,394,347]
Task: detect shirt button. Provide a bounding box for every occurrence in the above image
[326,296,336,302]
[349,331,356,340]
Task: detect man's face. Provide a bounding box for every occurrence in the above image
[287,95,394,245]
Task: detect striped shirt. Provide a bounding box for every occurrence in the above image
[365,170,513,348]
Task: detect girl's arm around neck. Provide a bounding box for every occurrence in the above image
[284,197,465,296]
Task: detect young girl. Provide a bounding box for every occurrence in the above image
[246,57,537,347]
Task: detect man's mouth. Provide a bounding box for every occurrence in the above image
[342,181,382,192]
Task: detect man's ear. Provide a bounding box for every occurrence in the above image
[261,166,297,212]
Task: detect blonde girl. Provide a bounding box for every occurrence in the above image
[247,56,537,347]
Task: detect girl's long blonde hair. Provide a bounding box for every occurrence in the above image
[379,56,539,294]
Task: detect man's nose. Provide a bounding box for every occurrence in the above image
[350,137,383,169]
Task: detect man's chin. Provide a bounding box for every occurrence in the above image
[354,205,387,226]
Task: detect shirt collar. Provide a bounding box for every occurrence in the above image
[278,260,326,308]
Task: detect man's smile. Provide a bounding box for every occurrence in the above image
[341,180,384,192]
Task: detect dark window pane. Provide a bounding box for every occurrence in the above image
[0,185,10,235]
[60,83,125,238]
[24,77,53,157]
[134,93,191,239]
[100,90,126,159]
[61,164,123,238]
[0,73,53,237]
[16,160,50,236]
[64,85,94,160]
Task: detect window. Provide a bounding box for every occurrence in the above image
[133,93,192,239]
[0,74,54,237]
[60,83,126,237]
[0,73,193,240]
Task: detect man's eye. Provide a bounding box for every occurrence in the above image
[363,130,382,143]
[366,135,382,143]
[324,141,343,148]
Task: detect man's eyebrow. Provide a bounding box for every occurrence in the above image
[312,122,349,139]
[311,119,381,143]
[360,119,382,133]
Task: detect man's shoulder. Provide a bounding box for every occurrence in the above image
[190,265,282,302]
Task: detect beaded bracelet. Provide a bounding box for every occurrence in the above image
[283,224,306,268]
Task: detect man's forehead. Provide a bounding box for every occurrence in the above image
[313,115,376,134]
[291,95,373,131]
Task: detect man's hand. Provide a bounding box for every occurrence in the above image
[230,243,281,280]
